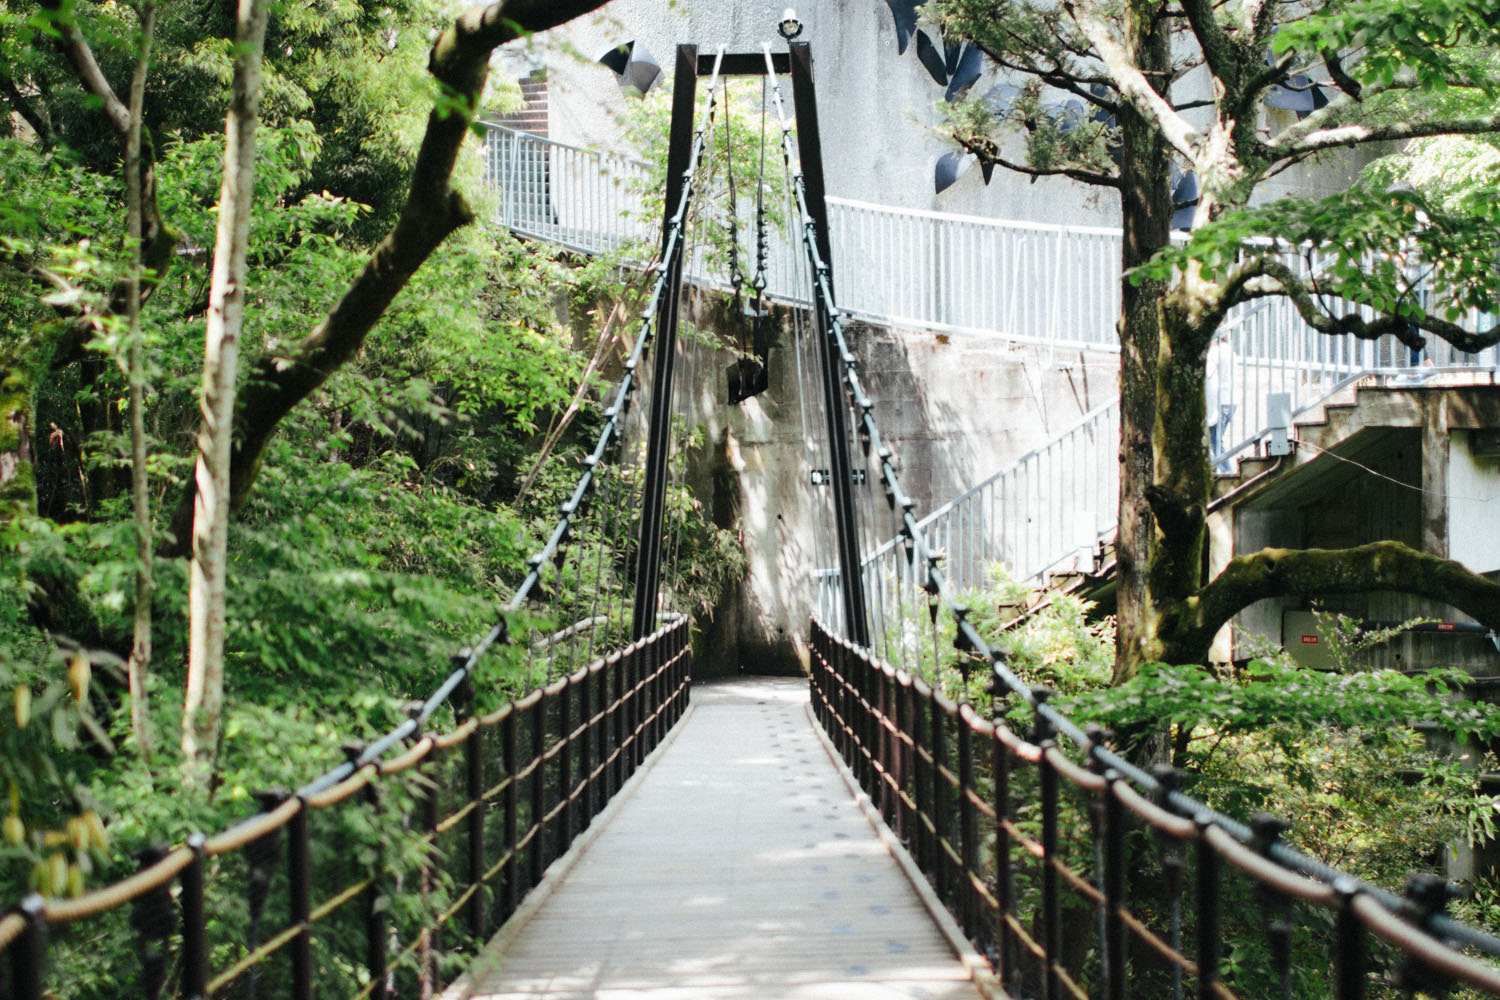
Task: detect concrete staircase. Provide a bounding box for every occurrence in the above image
[1211,380,1500,506]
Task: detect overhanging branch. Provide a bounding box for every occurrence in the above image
[1062,0,1202,161]
[163,0,610,552]
[1233,258,1500,354]
[1165,541,1500,660]
[37,0,130,133]
[35,0,176,305]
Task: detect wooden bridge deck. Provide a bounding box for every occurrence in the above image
[450,676,994,1000]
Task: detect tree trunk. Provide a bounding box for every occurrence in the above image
[1112,0,1173,682]
[1145,304,1212,617]
[158,0,615,553]
[125,0,158,762]
[182,0,268,773]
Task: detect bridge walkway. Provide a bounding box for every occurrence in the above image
[450,677,993,1000]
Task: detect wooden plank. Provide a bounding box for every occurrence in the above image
[457,678,992,1000]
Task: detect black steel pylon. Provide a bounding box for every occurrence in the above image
[630,40,868,647]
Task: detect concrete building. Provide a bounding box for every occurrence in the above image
[495,2,1372,226]
[488,4,1500,681]
[1212,383,1500,676]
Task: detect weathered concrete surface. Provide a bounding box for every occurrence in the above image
[455,677,994,1000]
[676,291,1118,678]
[1213,385,1500,673]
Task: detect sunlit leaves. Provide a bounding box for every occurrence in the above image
[1137,170,1500,327]
[1274,0,1500,97]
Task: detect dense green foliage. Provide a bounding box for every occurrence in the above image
[0,0,726,923]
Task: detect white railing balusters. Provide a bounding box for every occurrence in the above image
[484,124,1499,593]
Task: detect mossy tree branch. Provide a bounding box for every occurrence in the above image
[1228,258,1500,355]
[1160,541,1500,663]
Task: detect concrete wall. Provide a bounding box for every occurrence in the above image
[1450,429,1500,576]
[496,2,1372,231]
[673,290,1118,678]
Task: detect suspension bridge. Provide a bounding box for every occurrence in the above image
[5,38,1500,1000]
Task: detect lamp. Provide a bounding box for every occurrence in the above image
[779,8,803,40]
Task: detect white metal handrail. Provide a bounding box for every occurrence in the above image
[825,196,1123,351]
[482,124,1499,592]
[479,124,654,254]
[862,400,1120,591]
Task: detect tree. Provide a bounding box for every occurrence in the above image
[123,0,157,759]
[2,0,611,775]
[182,0,269,771]
[933,0,1500,678]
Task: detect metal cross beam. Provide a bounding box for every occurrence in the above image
[697,51,792,76]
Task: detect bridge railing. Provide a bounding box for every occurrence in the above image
[479,124,1499,371]
[479,123,654,254]
[810,619,1500,999]
[1,81,736,995]
[0,621,689,999]
[769,57,1500,989]
[825,196,1123,351]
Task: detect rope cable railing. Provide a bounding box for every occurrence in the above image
[1,49,730,998]
[759,42,1500,990]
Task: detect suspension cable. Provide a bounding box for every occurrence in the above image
[779,148,838,633]
[720,77,744,311]
[751,75,770,300]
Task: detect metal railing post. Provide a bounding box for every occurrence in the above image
[128,844,172,999]
[1102,772,1126,1000]
[582,662,599,824]
[458,675,486,943]
[1196,818,1222,1000]
[957,714,980,941]
[621,645,638,779]
[1039,739,1061,1000]
[877,665,894,826]
[930,688,953,904]
[12,893,45,1000]
[1335,883,1365,1000]
[993,727,1018,993]
[501,706,520,921]
[357,763,389,1000]
[559,674,574,852]
[181,833,208,1000]
[1033,688,1060,1000]
[897,674,915,849]
[289,797,312,1000]
[529,695,547,886]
